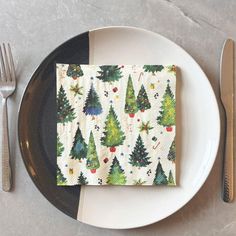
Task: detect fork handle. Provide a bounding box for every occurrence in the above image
[2,98,11,192]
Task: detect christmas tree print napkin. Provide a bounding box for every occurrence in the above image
[57,64,177,186]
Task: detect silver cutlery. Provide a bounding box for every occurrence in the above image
[0,43,16,192]
[220,39,234,202]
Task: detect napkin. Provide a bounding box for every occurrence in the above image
[57,64,177,185]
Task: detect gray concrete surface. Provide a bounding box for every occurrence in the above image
[0,0,236,235]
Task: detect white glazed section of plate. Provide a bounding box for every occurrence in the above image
[77,26,220,229]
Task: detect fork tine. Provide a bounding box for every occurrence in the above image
[0,45,6,81]
[7,44,16,82]
[3,43,11,81]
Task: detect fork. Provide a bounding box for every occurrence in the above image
[0,44,16,192]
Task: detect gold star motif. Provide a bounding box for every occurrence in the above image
[139,121,154,134]
[149,83,155,89]
[70,84,83,96]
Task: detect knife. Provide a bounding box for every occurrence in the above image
[220,39,234,203]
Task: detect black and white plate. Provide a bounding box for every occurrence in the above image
[18,26,220,229]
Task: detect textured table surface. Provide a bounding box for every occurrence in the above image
[0,0,236,235]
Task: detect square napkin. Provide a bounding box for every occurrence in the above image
[57,64,176,185]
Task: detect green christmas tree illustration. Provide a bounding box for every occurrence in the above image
[86,131,100,173]
[83,83,103,119]
[157,83,175,131]
[167,140,176,163]
[96,65,122,83]
[66,64,84,79]
[153,160,168,185]
[57,134,64,157]
[136,84,151,112]
[57,166,67,186]
[78,172,88,185]
[57,85,76,125]
[124,75,138,118]
[101,105,125,153]
[143,65,164,74]
[107,156,127,185]
[129,134,151,168]
[168,170,175,185]
[70,125,87,161]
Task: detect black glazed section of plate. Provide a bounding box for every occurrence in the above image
[18,32,89,219]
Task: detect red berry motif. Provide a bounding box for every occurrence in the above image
[166,126,173,132]
[113,87,118,93]
[129,113,135,118]
[90,169,96,174]
[110,147,116,152]
[141,109,145,112]
[103,157,109,163]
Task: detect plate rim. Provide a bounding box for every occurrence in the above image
[18,25,221,229]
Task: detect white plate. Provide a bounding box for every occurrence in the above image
[77,26,220,229]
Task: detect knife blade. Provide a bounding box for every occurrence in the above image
[220,39,234,203]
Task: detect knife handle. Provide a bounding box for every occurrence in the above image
[222,110,234,202]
